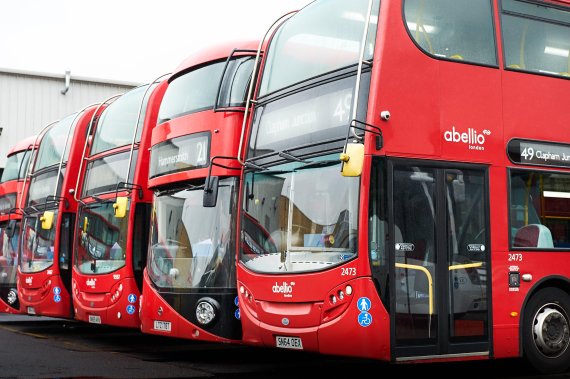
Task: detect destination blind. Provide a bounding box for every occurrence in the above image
[150,132,210,178]
[507,139,570,168]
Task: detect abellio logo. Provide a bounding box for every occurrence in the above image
[444,126,491,151]
[272,281,294,297]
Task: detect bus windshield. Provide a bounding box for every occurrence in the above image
[258,0,378,97]
[148,178,236,289]
[75,201,128,274]
[0,221,20,285]
[82,150,138,197]
[27,169,63,208]
[35,114,76,171]
[240,155,359,274]
[91,84,156,155]
[20,213,57,273]
[1,150,31,182]
[158,56,255,123]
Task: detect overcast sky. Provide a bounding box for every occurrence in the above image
[0,0,313,84]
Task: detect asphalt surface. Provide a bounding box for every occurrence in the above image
[0,314,569,379]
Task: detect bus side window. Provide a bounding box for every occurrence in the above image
[403,0,497,66]
[509,169,570,249]
[502,0,570,78]
[513,224,554,248]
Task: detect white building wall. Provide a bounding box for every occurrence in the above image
[0,68,138,167]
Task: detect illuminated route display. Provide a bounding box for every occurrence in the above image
[149,132,210,178]
[507,138,570,168]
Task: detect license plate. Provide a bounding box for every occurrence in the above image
[276,336,303,350]
[27,306,36,315]
[154,320,172,332]
[88,315,101,324]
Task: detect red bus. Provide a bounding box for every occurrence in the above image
[72,82,166,328]
[237,0,570,374]
[140,40,258,342]
[0,135,37,313]
[18,105,106,318]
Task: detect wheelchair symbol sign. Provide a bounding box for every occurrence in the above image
[358,312,372,327]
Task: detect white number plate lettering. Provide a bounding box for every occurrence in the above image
[154,320,172,332]
[88,315,101,324]
[276,336,303,350]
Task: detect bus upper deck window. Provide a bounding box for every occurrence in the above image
[404,0,497,66]
[501,0,570,78]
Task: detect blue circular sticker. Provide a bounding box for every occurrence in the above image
[128,294,137,303]
[234,308,240,320]
[358,312,372,327]
[54,294,61,303]
[53,287,61,295]
[357,297,371,312]
[234,296,239,306]
[126,305,136,315]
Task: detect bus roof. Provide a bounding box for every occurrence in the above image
[7,134,37,157]
[172,39,260,78]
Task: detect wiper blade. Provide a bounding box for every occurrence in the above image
[297,158,340,170]
[278,150,307,163]
[156,184,201,197]
[244,161,266,171]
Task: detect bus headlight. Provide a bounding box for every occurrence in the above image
[7,289,17,305]
[195,297,219,326]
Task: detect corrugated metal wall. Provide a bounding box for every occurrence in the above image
[0,69,138,167]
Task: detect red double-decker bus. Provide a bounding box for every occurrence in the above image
[18,105,106,318]
[238,0,570,374]
[72,82,166,328]
[140,40,259,342]
[0,135,37,313]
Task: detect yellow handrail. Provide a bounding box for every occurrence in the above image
[395,262,433,315]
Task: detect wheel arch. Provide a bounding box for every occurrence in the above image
[518,275,570,357]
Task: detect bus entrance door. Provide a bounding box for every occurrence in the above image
[390,162,489,359]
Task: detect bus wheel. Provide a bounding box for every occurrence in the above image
[523,287,570,374]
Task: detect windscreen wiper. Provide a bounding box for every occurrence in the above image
[156,184,201,197]
[244,161,267,171]
[297,158,341,170]
[278,150,307,163]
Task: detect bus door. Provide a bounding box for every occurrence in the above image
[388,161,490,359]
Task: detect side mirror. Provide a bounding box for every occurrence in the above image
[113,197,128,218]
[203,176,219,208]
[83,216,89,232]
[40,211,54,230]
[6,220,17,238]
[340,143,364,177]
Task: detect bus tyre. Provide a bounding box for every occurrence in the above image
[523,287,570,374]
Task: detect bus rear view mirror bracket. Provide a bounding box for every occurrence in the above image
[40,210,54,230]
[340,143,365,177]
[340,119,382,177]
[203,176,220,208]
[113,196,128,218]
[6,219,17,238]
[203,155,242,208]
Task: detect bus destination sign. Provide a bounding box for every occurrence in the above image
[507,139,570,169]
[150,132,210,178]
